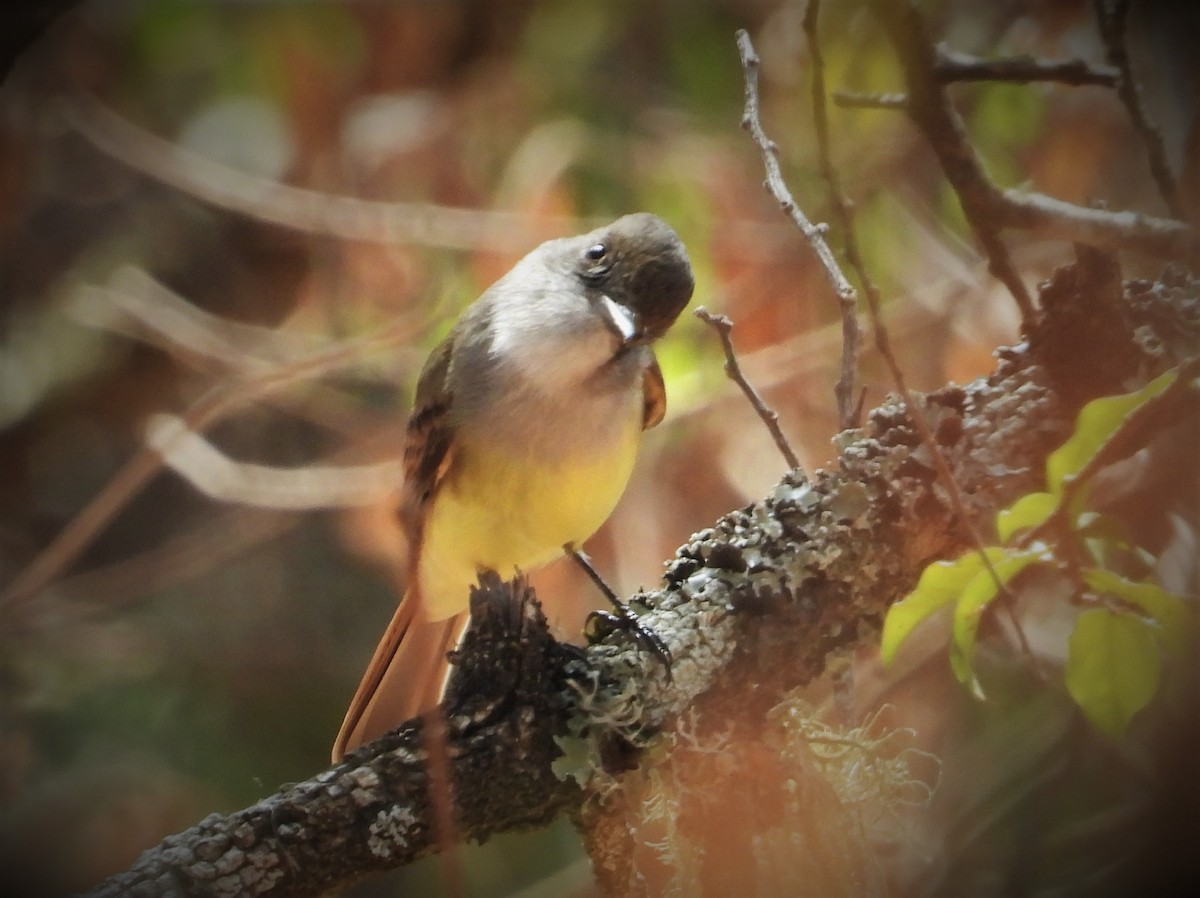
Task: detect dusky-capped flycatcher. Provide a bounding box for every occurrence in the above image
[333,212,693,760]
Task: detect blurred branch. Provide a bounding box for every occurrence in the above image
[1093,0,1184,219]
[933,46,1119,86]
[833,91,908,109]
[694,307,799,469]
[146,414,404,509]
[0,0,77,83]
[63,93,585,253]
[0,273,417,615]
[996,189,1196,258]
[69,267,354,374]
[801,0,863,430]
[864,0,1200,320]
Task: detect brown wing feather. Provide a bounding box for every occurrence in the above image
[398,334,458,542]
[333,332,463,761]
[642,355,667,430]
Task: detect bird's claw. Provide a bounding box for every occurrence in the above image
[585,606,673,679]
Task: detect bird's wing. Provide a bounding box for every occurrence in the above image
[398,333,458,543]
[332,332,463,761]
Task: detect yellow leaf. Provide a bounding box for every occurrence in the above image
[995,491,1056,544]
[949,550,1047,695]
[880,548,1006,665]
[1046,369,1177,496]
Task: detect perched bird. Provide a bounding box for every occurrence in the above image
[333,212,693,761]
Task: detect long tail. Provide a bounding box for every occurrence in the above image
[332,590,467,762]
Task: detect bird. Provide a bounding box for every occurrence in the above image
[332,212,694,761]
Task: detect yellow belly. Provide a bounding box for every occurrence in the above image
[416,418,642,621]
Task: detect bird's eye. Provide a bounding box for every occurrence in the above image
[584,243,607,262]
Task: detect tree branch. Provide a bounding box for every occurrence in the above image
[867,0,1038,325]
[933,46,1119,87]
[734,30,860,335]
[857,0,1198,272]
[694,307,800,469]
[1093,0,1184,218]
[802,0,863,430]
[84,575,581,898]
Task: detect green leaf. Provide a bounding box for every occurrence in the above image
[1066,608,1162,736]
[1081,568,1190,656]
[880,547,1007,665]
[1046,369,1177,496]
[995,491,1057,544]
[949,551,1048,696]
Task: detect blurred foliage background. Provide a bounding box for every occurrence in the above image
[0,0,1194,895]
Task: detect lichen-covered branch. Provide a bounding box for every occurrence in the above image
[83,577,581,898]
[578,262,1199,894]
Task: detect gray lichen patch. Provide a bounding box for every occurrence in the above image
[367,805,420,858]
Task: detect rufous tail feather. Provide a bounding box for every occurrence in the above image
[332,590,466,762]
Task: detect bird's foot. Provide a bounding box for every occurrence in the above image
[568,545,673,678]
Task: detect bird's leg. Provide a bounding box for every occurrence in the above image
[566,544,672,676]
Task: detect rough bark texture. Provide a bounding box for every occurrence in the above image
[84,576,581,898]
[578,261,1200,895]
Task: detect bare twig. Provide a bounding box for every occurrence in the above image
[694,307,799,470]
[933,46,1119,87]
[63,93,582,253]
[833,95,1197,257]
[1093,0,1184,219]
[865,0,1038,327]
[738,23,1039,670]
[802,0,862,430]
[734,31,860,323]
[832,91,909,110]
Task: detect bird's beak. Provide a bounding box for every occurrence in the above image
[599,295,643,345]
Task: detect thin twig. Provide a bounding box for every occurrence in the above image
[865,0,1038,327]
[832,91,910,110]
[694,307,799,470]
[1093,0,1184,219]
[63,92,582,253]
[802,0,864,429]
[831,97,1197,257]
[734,30,860,324]
[933,46,1119,87]
[737,24,1039,671]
